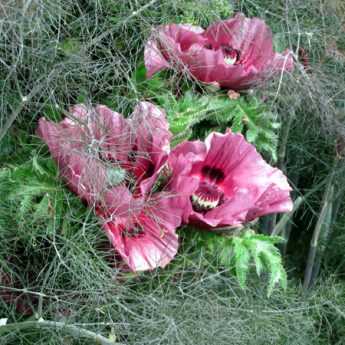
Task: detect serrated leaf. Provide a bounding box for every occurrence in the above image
[232,237,251,288]
[1,158,70,239]
[246,127,259,143]
[249,242,265,277]
[18,194,34,218]
[258,242,287,296]
[32,193,51,221]
[32,155,48,175]
[199,229,287,294]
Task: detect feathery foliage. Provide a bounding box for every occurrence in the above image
[1,0,345,344]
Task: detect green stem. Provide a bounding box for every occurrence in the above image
[303,177,334,289]
[310,192,333,284]
[0,320,123,345]
[277,112,294,170]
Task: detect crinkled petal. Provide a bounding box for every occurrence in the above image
[245,169,293,221]
[66,104,89,123]
[187,43,259,89]
[130,101,171,183]
[145,24,206,78]
[170,139,206,163]
[38,117,85,156]
[186,43,231,83]
[103,219,178,271]
[100,188,181,271]
[165,24,205,51]
[37,117,107,204]
[189,185,256,227]
[94,105,132,164]
[97,186,139,221]
[145,14,293,89]
[204,13,275,70]
[63,153,107,204]
[203,13,247,49]
[145,38,170,78]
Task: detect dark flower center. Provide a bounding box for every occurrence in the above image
[201,165,225,183]
[221,45,241,65]
[127,144,155,180]
[145,161,155,178]
[204,43,241,65]
[191,182,224,212]
[128,144,138,162]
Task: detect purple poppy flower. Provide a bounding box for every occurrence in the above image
[145,13,294,90]
[37,102,171,203]
[167,131,293,228]
[97,186,184,271]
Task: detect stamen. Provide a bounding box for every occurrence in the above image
[221,45,241,65]
[191,182,223,212]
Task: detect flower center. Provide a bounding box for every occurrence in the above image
[191,182,223,212]
[87,138,102,156]
[221,45,241,65]
[201,165,225,183]
[106,166,126,186]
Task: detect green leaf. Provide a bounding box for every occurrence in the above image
[131,63,171,100]
[32,155,48,175]
[58,38,81,56]
[1,158,72,240]
[130,63,280,159]
[194,228,287,295]
[232,236,251,288]
[32,193,51,222]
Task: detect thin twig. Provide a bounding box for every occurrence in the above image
[0,320,123,345]
[277,111,295,170]
[83,0,159,51]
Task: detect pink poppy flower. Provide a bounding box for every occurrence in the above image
[97,186,184,271]
[145,13,294,90]
[37,102,171,203]
[167,131,293,228]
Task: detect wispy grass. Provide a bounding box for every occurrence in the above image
[1,0,345,344]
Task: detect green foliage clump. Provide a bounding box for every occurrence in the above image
[133,64,279,159]
[174,0,233,25]
[190,229,287,296]
[0,156,85,246]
